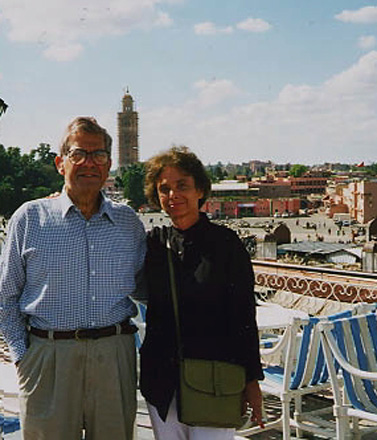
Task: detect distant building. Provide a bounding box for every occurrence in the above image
[278,242,361,266]
[202,197,300,218]
[343,180,377,224]
[117,91,139,171]
[249,178,291,199]
[324,179,377,224]
[211,181,249,198]
[203,180,299,218]
[290,171,329,196]
[323,180,349,217]
[249,160,272,175]
[103,176,123,201]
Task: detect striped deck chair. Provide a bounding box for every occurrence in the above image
[0,361,20,440]
[0,415,20,439]
[238,310,353,440]
[259,333,281,349]
[320,312,377,440]
[133,302,147,350]
[353,302,377,315]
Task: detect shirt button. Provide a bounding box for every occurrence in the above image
[86,222,90,227]
[91,321,96,326]
[90,244,94,250]
[91,270,96,276]
[92,296,96,301]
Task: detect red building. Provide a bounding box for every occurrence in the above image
[202,198,300,218]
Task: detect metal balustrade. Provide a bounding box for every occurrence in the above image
[253,260,377,304]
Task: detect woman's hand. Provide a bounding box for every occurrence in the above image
[242,379,265,428]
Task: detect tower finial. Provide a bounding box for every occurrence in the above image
[126,86,129,94]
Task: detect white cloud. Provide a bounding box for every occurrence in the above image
[335,6,377,24]
[43,43,84,62]
[141,51,377,164]
[0,0,175,62]
[324,50,377,94]
[236,17,272,33]
[194,17,271,36]
[358,35,377,50]
[193,79,240,108]
[194,21,233,35]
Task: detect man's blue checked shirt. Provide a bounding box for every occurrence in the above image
[0,191,146,363]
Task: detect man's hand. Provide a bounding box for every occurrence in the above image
[242,379,265,428]
[46,192,61,199]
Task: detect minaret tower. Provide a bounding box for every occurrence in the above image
[117,89,139,171]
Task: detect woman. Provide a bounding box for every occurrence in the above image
[140,146,264,439]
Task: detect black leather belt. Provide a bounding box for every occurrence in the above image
[28,319,138,340]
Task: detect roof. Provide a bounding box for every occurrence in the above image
[345,247,363,259]
[278,242,361,256]
[211,182,249,191]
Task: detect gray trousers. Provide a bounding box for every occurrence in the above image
[16,333,137,440]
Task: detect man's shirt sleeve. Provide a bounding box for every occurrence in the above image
[135,213,147,274]
[132,214,148,302]
[0,211,28,363]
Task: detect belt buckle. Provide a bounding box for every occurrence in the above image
[75,328,88,341]
[75,328,101,340]
[75,328,85,341]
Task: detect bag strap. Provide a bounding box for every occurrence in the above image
[166,236,184,361]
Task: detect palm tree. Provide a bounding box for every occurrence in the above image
[0,98,8,117]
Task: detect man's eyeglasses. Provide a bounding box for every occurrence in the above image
[67,148,110,166]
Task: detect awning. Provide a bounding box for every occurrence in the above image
[238,203,256,208]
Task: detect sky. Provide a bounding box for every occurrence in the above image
[1,0,377,169]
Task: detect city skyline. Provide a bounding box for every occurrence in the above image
[1,1,377,169]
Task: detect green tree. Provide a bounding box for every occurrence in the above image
[0,144,64,218]
[289,164,308,177]
[114,175,124,190]
[0,179,17,218]
[33,143,57,165]
[214,164,225,181]
[122,163,146,210]
[364,163,377,177]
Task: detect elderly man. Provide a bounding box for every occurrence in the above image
[0,117,146,439]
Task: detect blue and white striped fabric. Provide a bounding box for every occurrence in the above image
[262,312,352,392]
[320,311,377,438]
[239,309,358,439]
[0,414,21,435]
[0,191,146,363]
[331,313,377,412]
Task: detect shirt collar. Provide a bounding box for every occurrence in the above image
[59,189,75,218]
[59,189,115,224]
[172,212,210,239]
[99,193,116,224]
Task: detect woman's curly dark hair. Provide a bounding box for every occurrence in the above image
[145,146,211,209]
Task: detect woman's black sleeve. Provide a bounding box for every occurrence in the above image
[226,231,264,382]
